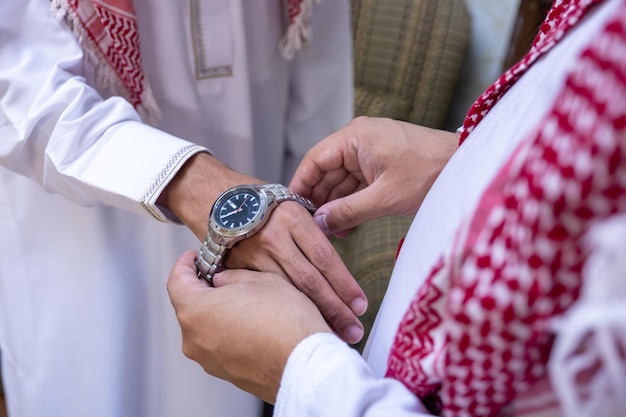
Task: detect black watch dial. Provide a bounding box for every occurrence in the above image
[214,189,262,229]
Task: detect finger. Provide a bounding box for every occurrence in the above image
[323,171,363,204]
[332,229,352,239]
[282,249,365,344]
[289,162,322,198]
[313,180,398,235]
[293,155,366,203]
[279,207,367,344]
[167,250,211,309]
[290,210,367,315]
[306,167,349,205]
[289,135,348,196]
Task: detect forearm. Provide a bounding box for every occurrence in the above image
[0,1,208,222]
[275,333,432,417]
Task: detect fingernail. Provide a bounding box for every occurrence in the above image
[344,325,364,344]
[351,297,368,316]
[313,214,330,235]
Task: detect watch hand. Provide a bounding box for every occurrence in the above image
[236,196,250,210]
[221,208,241,218]
[220,207,243,219]
[221,196,251,219]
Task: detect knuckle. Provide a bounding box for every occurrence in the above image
[321,304,350,329]
[293,267,320,295]
[266,203,301,230]
[180,333,205,362]
[349,115,372,127]
[339,204,361,227]
[307,243,334,268]
[175,305,194,329]
[181,340,196,360]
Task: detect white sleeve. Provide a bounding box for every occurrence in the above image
[0,0,205,222]
[274,333,433,417]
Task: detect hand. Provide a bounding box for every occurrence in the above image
[158,152,367,344]
[167,250,333,404]
[289,117,459,236]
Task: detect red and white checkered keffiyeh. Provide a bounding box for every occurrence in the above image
[50,0,316,122]
[387,0,626,416]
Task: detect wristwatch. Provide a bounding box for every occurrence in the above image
[195,184,317,284]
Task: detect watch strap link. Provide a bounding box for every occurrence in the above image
[196,239,226,285]
[262,184,317,212]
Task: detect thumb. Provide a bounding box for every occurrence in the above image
[312,183,393,236]
[167,250,210,307]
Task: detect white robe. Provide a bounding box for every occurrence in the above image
[0,1,352,416]
[274,1,621,416]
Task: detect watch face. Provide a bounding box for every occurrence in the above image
[213,188,262,230]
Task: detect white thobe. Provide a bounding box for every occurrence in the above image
[0,0,352,416]
[274,1,620,416]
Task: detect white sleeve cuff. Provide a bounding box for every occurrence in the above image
[274,333,345,417]
[63,119,210,223]
[274,333,431,417]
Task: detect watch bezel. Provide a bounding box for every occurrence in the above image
[208,185,271,244]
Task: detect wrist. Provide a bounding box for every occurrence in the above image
[157,152,260,240]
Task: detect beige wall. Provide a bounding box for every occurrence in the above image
[445,0,521,130]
